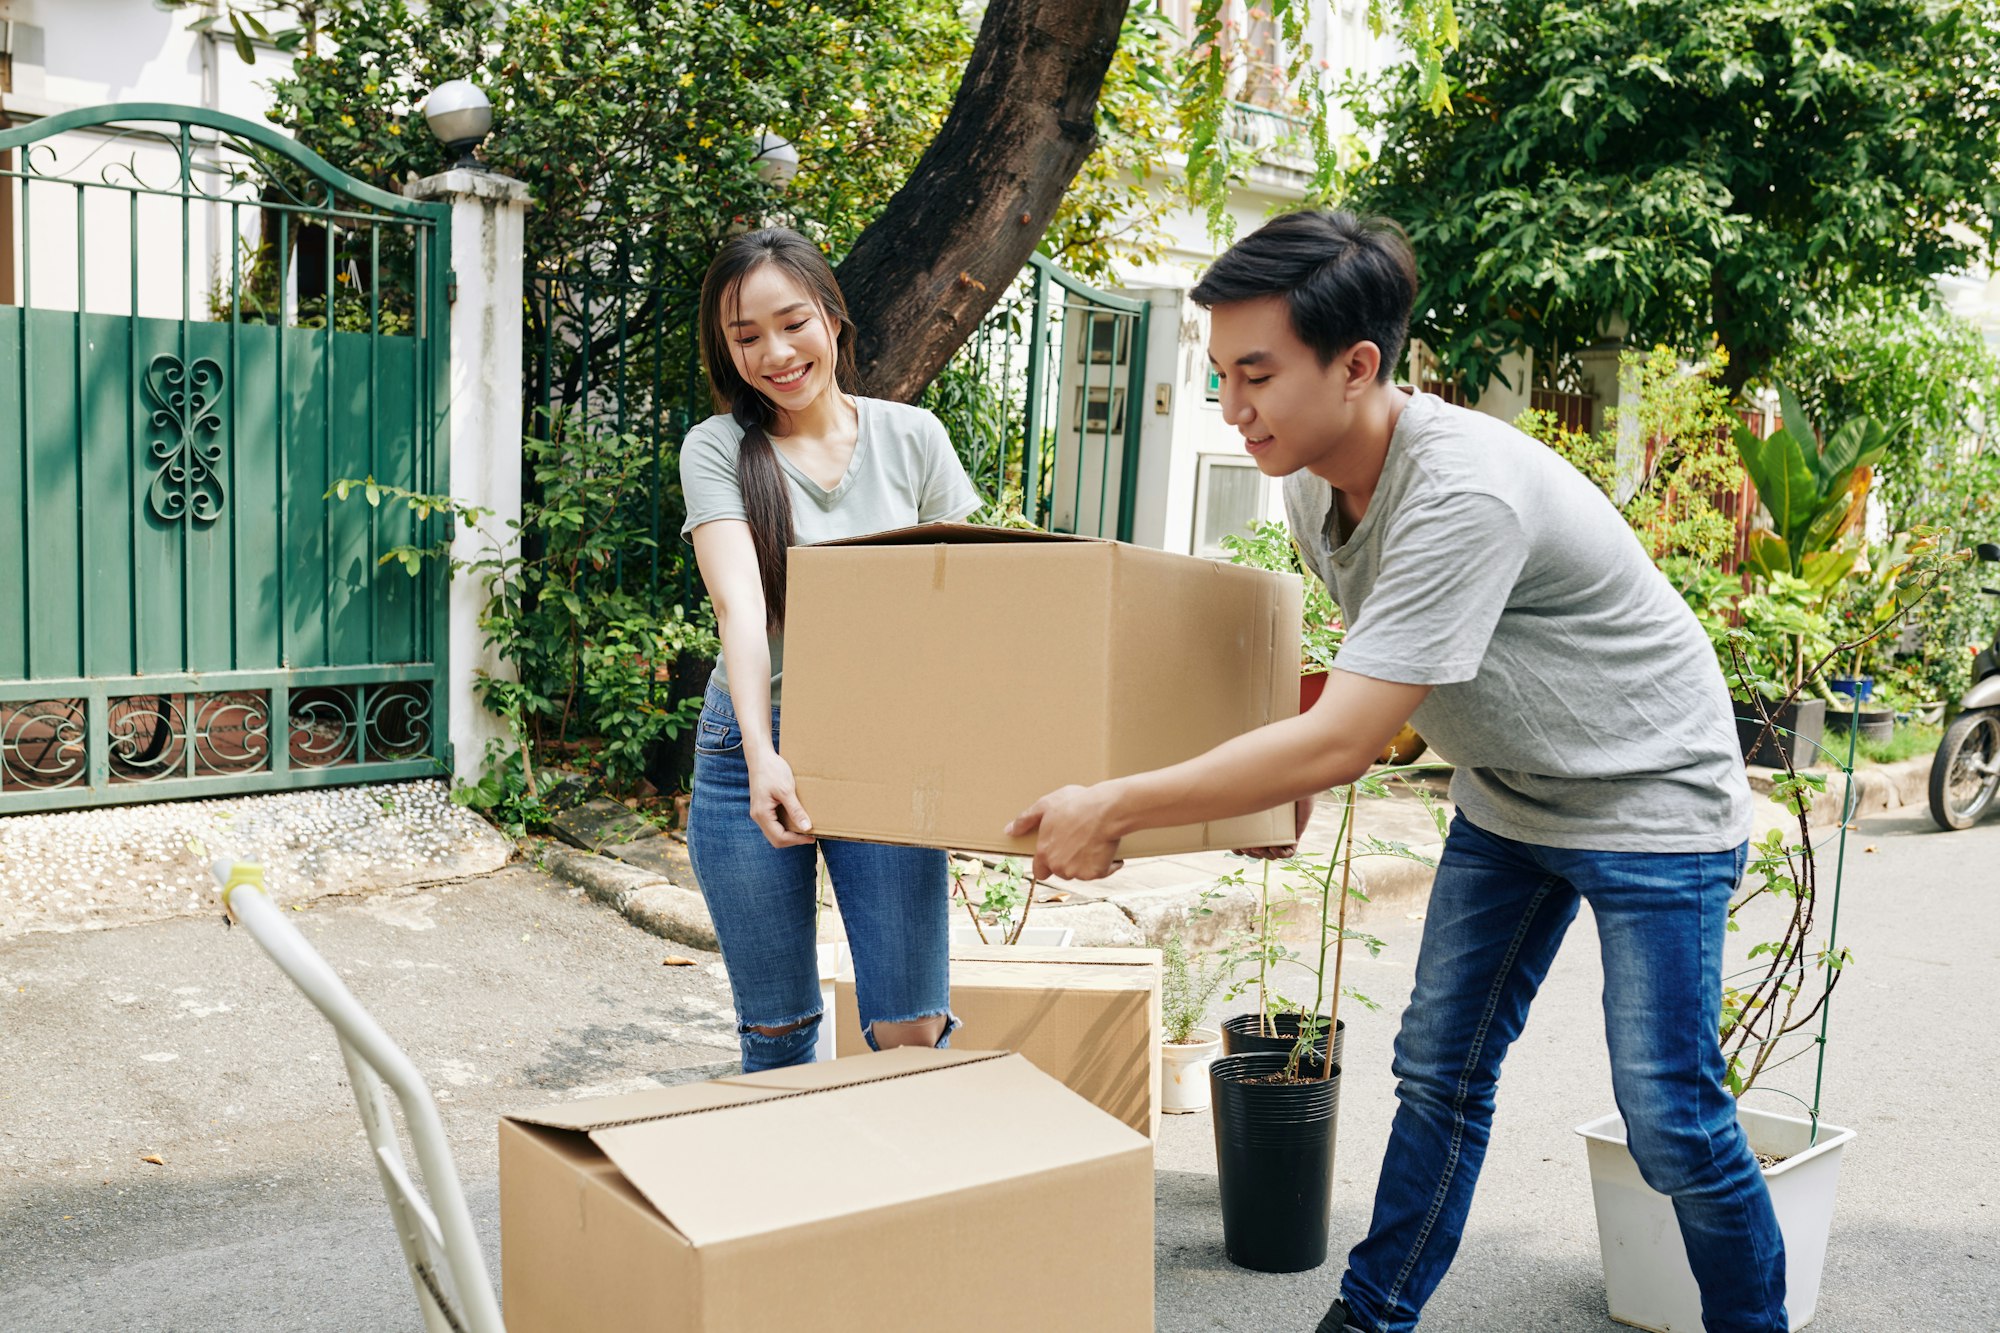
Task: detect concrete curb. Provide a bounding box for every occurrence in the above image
[536,841,718,952]
[1747,754,1933,829]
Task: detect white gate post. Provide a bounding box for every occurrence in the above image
[404,169,532,785]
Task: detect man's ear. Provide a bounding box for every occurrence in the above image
[1341,341,1383,396]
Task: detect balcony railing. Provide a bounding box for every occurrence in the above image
[1222,99,1314,169]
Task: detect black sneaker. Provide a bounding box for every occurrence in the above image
[1314,1297,1367,1333]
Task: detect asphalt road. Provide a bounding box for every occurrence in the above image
[2,806,1996,1331]
[1157,804,2000,1332]
[0,864,738,1332]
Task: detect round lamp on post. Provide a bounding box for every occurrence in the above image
[424,80,493,171]
[752,131,799,189]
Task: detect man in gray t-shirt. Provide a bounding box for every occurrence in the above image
[1281,389,1751,852]
[1008,211,1786,1333]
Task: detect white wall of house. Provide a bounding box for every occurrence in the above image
[0,1,290,317]
[1101,0,1405,556]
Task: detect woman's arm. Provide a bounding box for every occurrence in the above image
[690,519,815,848]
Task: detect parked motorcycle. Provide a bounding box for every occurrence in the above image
[1928,541,2000,830]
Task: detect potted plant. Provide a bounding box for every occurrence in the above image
[1577,530,1964,1330]
[1825,537,1920,747]
[1208,768,1433,1272]
[1214,767,1442,1067]
[1722,387,1891,767]
[1159,927,1229,1114]
[1209,793,1355,1274]
[1727,574,1836,768]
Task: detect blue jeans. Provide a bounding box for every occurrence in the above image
[685,681,955,1073]
[1340,814,1784,1333]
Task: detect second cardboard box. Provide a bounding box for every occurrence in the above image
[837,943,1164,1138]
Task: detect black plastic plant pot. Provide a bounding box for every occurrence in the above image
[1222,1011,1345,1072]
[1210,1051,1342,1274]
[1826,706,1896,746]
[1732,697,1828,769]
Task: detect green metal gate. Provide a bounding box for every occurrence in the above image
[943,255,1149,540]
[0,105,450,813]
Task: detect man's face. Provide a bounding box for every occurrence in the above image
[1207,295,1368,477]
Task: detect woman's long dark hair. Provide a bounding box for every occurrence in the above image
[697,228,860,630]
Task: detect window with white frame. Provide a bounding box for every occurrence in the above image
[1191,453,1268,558]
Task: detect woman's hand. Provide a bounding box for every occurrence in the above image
[748,753,816,848]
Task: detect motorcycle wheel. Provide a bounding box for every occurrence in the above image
[1928,709,2000,831]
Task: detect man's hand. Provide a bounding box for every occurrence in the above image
[1233,795,1316,860]
[747,753,815,849]
[1004,783,1126,881]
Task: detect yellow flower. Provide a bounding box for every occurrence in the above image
[340,114,355,127]
[678,72,695,87]
[388,124,401,136]
[675,153,687,165]
[699,136,712,148]
[364,82,379,94]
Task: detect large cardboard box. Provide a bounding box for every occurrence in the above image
[500,1048,1154,1333]
[837,945,1165,1139]
[783,523,1302,858]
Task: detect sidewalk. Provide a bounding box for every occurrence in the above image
[541,754,1937,952]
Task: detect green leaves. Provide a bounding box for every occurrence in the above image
[263,0,970,276]
[1731,386,1887,589]
[1345,0,2000,393]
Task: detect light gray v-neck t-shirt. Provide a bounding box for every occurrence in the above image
[1282,391,1751,852]
[679,395,980,704]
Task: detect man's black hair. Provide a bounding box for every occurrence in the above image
[1189,209,1418,381]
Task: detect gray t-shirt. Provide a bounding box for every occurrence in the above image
[679,395,980,704]
[1283,391,1752,852]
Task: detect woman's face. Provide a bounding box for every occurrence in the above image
[724,262,841,426]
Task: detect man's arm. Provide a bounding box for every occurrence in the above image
[1005,670,1431,881]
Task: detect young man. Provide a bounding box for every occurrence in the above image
[1004,210,1784,1333]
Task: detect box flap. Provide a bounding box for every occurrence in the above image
[502,1080,778,1131]
[809,521,1091,548]
[586,1050,1146,1247]
[713,1044,999,1091]
[504,1047,998,1131]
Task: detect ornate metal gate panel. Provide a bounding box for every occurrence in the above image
[0,105,449,812]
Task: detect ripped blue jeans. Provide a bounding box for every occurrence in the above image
[685,681,955,1072]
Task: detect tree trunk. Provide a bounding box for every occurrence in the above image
[836,0,1129,402]
[1712,267,1775,401]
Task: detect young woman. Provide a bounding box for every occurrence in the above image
[679,227,981,1073]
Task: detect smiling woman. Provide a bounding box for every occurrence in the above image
[677,226,983,1075]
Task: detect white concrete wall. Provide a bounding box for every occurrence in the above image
[1,0,291,317]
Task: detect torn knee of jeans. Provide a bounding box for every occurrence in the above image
[741,1012,820,1040]
[864,1009,959,1052]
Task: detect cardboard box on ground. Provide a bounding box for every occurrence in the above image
[501,1049,1154,1333]
[782,524,1303,858]
[837,944,1165,1138]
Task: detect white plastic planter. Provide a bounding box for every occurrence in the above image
[1576,1107,1855,1332]
[1160,1027,1223,1114]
